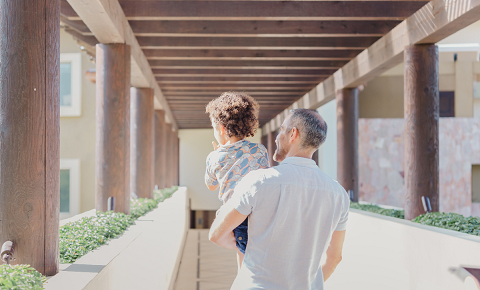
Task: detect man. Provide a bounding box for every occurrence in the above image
[209,108,349,290]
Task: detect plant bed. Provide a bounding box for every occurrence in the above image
[350,201,480,237]
[60,186,178,263]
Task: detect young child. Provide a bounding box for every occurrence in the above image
[205,91,269,268]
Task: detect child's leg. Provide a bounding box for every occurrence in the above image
[236,248,244,271]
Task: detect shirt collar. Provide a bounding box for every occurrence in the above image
[280,156,317,168]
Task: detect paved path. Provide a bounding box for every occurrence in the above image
[173,229,238,290]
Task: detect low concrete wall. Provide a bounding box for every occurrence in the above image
[325,209,480,290]
[46,187,189,290]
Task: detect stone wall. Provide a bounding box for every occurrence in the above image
[359,118,480,216]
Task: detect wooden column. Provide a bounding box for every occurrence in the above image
[267,131,276,166]
[165,123,173,188]
[96,43,131,214]
[154,110,167,189]
[173,131,180,185]
[0,0,60,275]
[404,44,439,220]
[130,88,154,199]
[336,88,359,202]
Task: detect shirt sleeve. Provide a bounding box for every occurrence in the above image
[335,190,350,231]
[227,171,264,216]
[205,153,219,186]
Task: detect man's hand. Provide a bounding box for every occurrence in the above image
[212,141,220,151]
[209,204,247,249]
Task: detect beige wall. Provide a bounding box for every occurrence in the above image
[179,128,261,211]
[60,28,97,212]
[359,53,476,119]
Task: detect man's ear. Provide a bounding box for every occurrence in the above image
[289,127,299,143]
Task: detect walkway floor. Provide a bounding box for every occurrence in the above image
[173,229,238,290]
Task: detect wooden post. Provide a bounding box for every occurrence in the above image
[96,43,131,214]
[165,123,173,188]
[0,0,60,275]
[173,132,180,186]
[154,110,167,189]
[130,88,154,199]
[404,44,439,220]
[267,131,276,166]
[336,88,359,202]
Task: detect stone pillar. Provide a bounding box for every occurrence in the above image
[173,132,180,186]
[130,88,154,199]
[165,123,173,188]
[404,44,439,220]
[336,88,359,202]
[154,110,167,189]
[95,43,131,214]
[0,0,60,275]
[267,131,276,166]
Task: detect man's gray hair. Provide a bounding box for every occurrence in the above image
[287,109,327,149]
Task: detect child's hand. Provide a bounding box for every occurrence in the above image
[212,141,220,151]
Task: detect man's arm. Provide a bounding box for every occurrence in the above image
[209,204,248,249]
[322,230,346,282]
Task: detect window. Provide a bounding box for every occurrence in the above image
[60,53,82,117]
[60,159,81,220]
[473,165,480,203]
[439,91,455,117]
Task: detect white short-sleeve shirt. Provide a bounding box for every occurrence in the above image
[226,157,350,290]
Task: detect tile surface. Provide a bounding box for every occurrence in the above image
[173,230,238,290]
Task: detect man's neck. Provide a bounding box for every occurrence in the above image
[284,148,313,160]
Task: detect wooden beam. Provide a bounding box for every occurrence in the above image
[404,44,439,220]
[157,76,325,82]
[130,20,402,37]
[336,88,359,202]
[138,36,380,49]
[66,0,178,130]
[148,59,348,68]
[160,83,316,88]
[152,68,338,76]
[0,0,60,276]
[119,1,427,21]
[145,50,361,60]
[130,88,154,199]
[262,0,480,135]
[96,43,131,215]
[159,80,321,84]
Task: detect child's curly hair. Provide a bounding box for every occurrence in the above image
[206,92,260,138]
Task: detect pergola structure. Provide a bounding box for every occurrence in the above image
[0,0,479,277]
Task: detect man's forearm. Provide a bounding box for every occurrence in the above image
[213,230,237,249]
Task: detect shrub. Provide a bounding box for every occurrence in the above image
[413,212,480,236]
[350,202,405,219]
[0,264,46,290]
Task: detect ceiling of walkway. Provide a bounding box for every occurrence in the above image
[60,0,428,129]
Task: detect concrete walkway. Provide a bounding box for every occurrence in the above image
[173,229,238,290]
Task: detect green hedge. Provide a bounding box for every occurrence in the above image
[350,202,480,237]
[350,202,405,219]
[0,265,46,290]
[413,212,480,236]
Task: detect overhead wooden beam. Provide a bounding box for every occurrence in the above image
[130,20,402,36]
[262,0,480,135]
[148,59,348,68]
[137,36,379,49]
[145,50,362,59]
[66,0,178,130]
[158,80,321,84]
[157,76,325,82]
[152,68,338,76]
[118,1,427,21]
